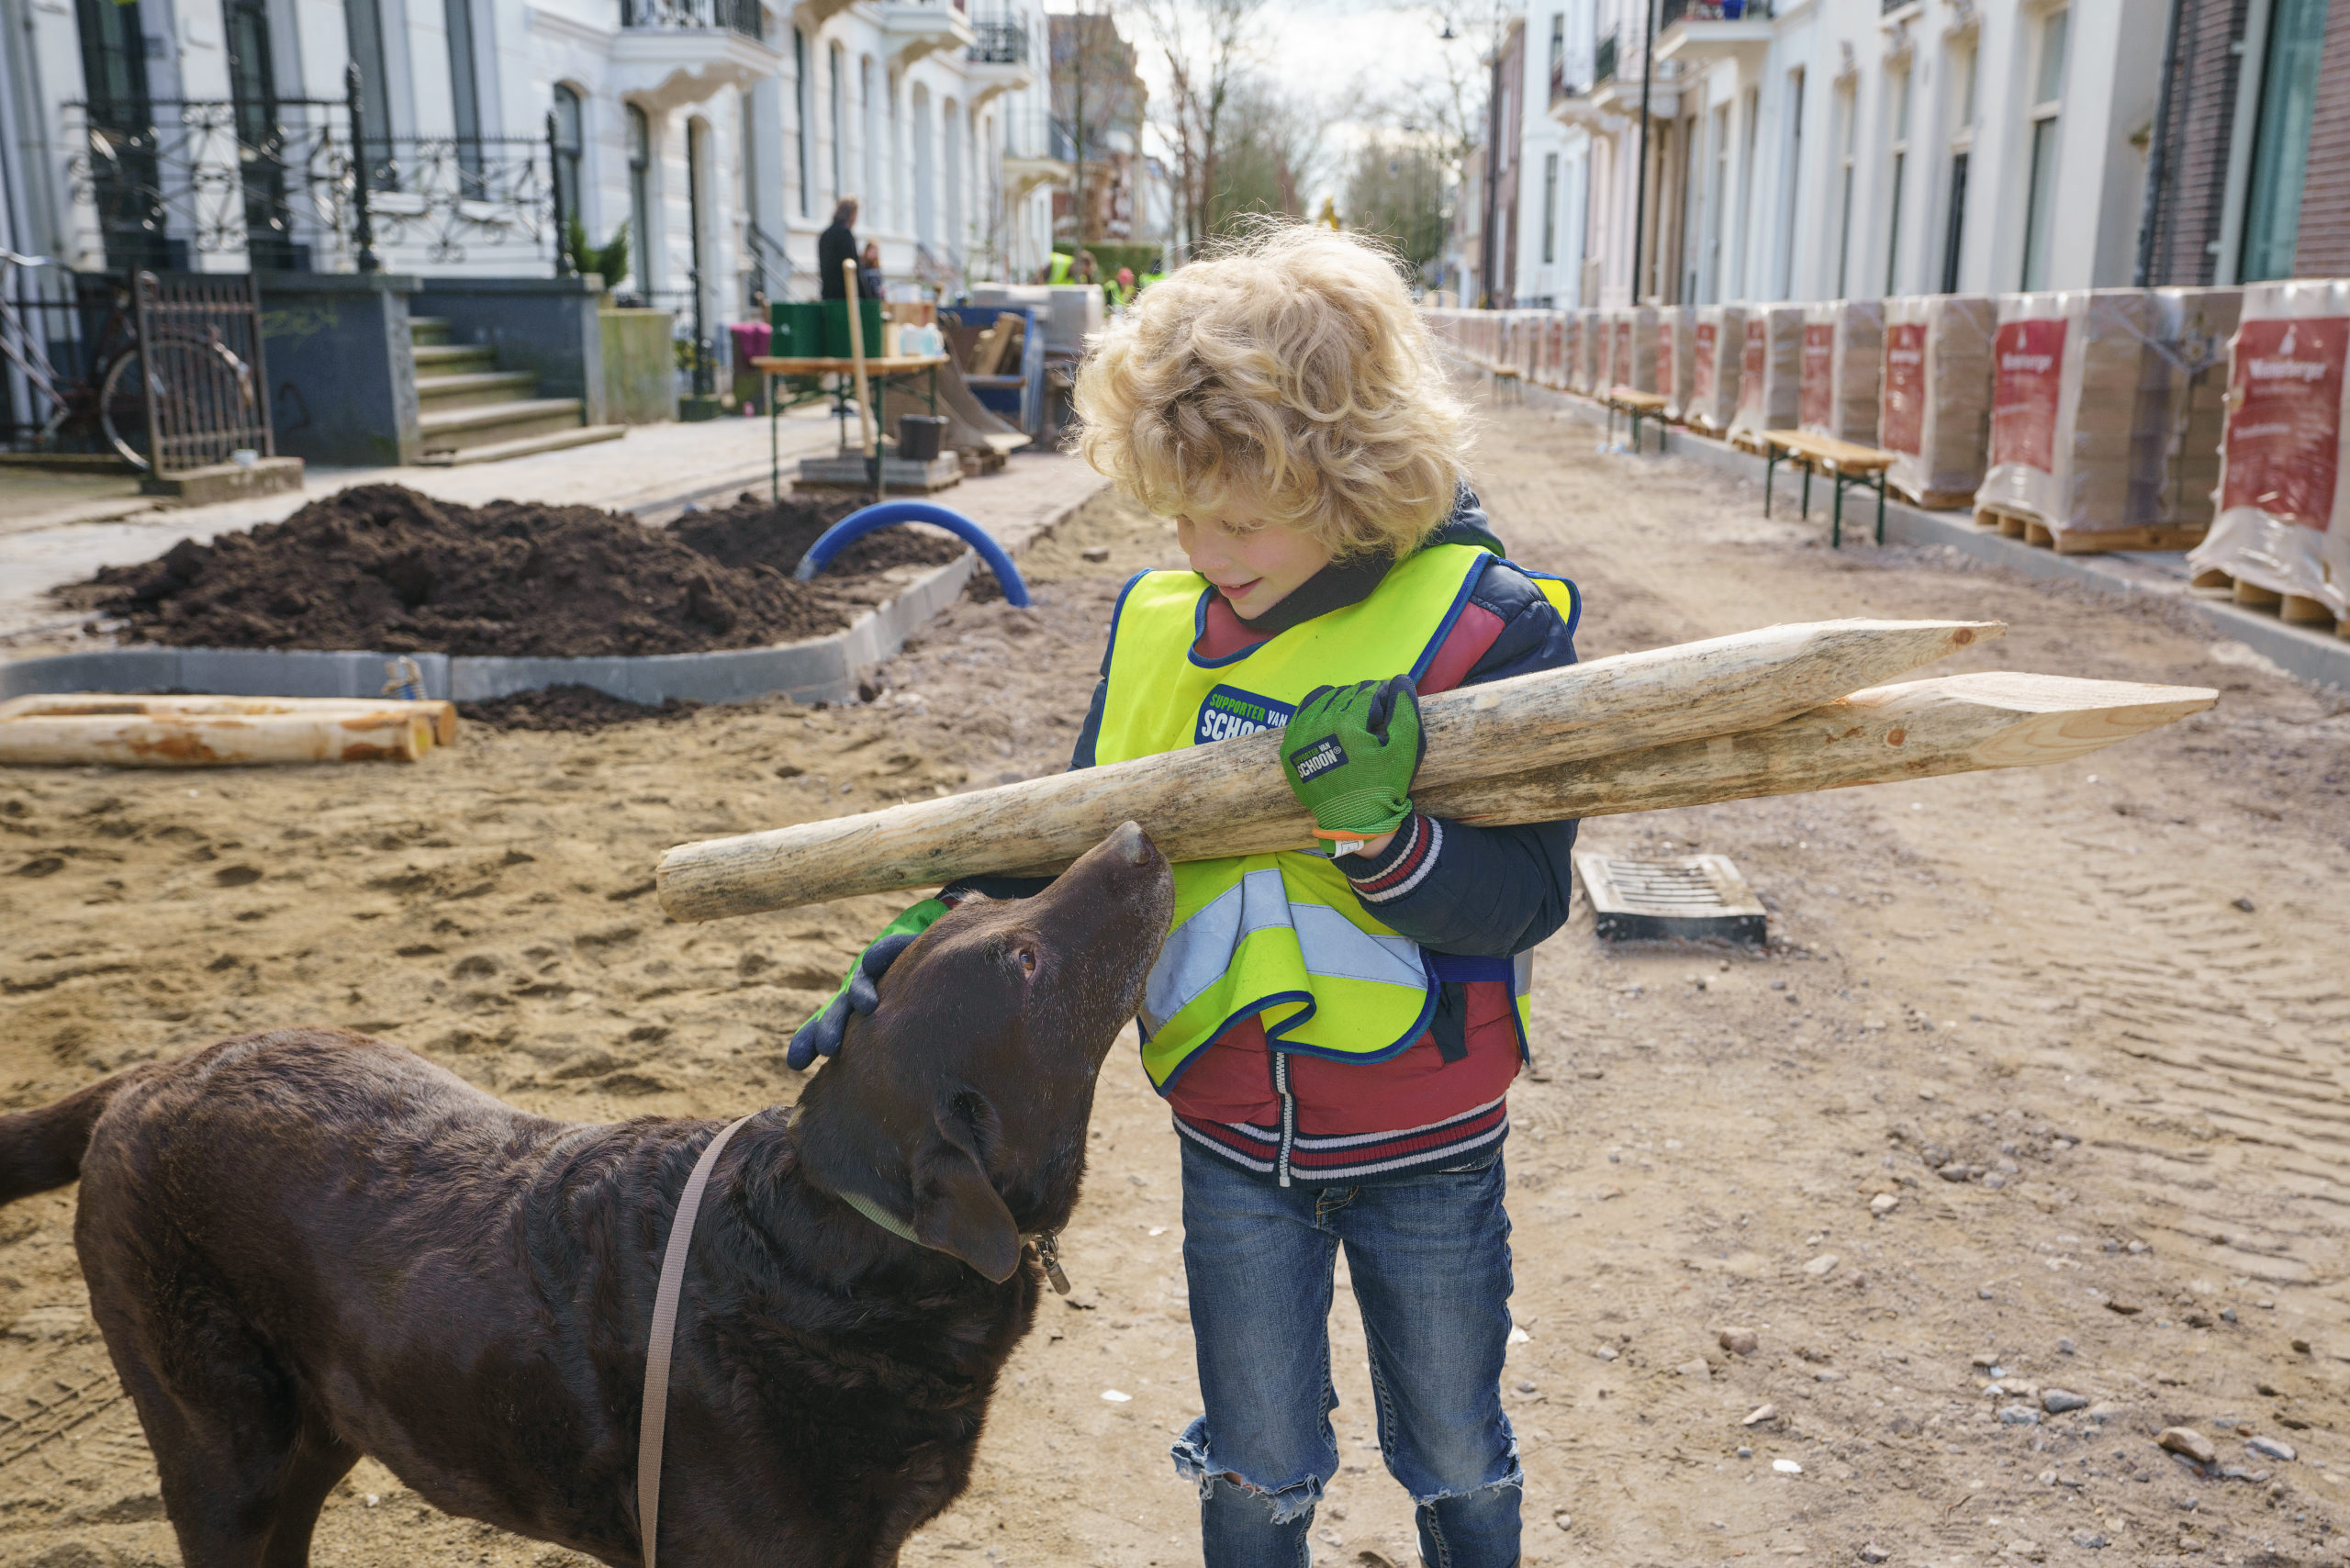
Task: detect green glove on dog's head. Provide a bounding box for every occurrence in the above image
[1281,675,1425,857]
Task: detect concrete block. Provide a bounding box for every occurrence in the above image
[139,457,305,506]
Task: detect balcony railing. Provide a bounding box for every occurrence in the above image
[1659,0,1769,24]
[621,0,764,40]
[968,17,1028,62]
[61,92,559,276]
[1549,61,1590,103]
[1595,32,1617,83]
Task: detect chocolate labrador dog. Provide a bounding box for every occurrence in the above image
[0,823,1171,1568]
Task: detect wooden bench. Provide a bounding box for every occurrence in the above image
[1605,389,1670,454]
[1762,430,1897,546]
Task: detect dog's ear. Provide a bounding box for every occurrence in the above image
[910,1091,1021,1283]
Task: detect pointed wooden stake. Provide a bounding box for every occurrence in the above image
[655,618,2001,921]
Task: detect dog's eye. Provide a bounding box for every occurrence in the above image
[1015,946,1038,976]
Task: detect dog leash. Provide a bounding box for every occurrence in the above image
[636,1115,1071,1566]
[638,1111,755,1568]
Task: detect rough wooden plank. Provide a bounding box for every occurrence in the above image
[655,619,2001,920]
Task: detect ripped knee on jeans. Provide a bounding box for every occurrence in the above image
[1170,1431,1325,1525]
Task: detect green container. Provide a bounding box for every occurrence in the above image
[823,298,886,359]
[768,301,827,359]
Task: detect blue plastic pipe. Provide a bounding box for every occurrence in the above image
[792,500,1031,608]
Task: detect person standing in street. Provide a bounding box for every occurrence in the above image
[819,198,859,298]
[859,241,885,300]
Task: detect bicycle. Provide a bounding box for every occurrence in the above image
[0,250,255,472]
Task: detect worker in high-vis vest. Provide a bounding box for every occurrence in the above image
[1044,251,1075,284]
[791,224,1577,1568]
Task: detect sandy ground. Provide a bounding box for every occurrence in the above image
[3,397,2349,1568]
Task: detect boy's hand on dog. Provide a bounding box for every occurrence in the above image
[1281,675,1425,857]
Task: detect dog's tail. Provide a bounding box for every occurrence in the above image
[0,1070,147,1205]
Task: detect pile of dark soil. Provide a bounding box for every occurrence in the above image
[456,684,703,733]
[670,492,965,577]
[78,485,958,659]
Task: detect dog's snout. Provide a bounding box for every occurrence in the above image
[1108,820,1151,867]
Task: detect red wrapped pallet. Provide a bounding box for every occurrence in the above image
[1727,305,1803,447]
[1881,295,1997,509]
[1572,308,1602,395]
[1684,305,1747,432]
[1974,290,2215,552]
[2189,280,2350,629]
[1799,300,1884,444]
[1658,307,1695,421]
[1610,307,1659,395]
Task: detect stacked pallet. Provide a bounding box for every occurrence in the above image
[1728,306,1804,448]
[2189,280,2350,632]
[1799,300,1884,444]
[1975,290,2213,553]
[1882,295,1998,509]
[1611,308,1661,395]
[2138,288,2242,533]
[1659,306,1695,422]
[1568,309,1597,394]
[1556,313,1583,391]
[1685,306,1748,432]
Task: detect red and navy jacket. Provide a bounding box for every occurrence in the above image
[1013,487,1581,1186]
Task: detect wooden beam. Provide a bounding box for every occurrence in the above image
[0,709,436,767]
[655,618,2000,921]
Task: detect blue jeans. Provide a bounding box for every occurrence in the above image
[1170,1140,1522,1568]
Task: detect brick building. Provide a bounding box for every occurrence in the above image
[2142,0,2350,283]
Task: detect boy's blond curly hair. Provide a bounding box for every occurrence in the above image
[1072,221,1468,562]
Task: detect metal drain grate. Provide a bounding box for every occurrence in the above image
[1574,853,1768,945]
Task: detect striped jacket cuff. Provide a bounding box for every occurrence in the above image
[1346,812,1442,904]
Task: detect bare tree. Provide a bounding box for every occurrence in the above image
[1052,2,1144,252]
[1135,0,1267,258]
[1342,128,1449,284]
[1210,74,1329,230]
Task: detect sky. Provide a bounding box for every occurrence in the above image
[1043,0,1511,217]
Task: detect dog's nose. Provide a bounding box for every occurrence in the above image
[1108,821,1152,867]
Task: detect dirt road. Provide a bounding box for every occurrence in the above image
[3,400,2346,1568]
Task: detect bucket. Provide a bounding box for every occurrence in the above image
[898,414,948,463]
[768,301,826,359]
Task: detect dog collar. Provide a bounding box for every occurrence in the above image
[837,1191,1070,1295]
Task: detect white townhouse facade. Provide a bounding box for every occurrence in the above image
[1505,0,2159,307]
[0,0,1070,319]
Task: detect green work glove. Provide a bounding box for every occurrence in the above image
[787,896,950,1069]
[1281,676,1426,857]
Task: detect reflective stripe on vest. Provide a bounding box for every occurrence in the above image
[1094,543,1501,1092]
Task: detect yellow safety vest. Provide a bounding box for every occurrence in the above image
[1095,543,1572,1092]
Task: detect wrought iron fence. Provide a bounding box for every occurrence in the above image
[62,83,558,277]
[621,0,764,39]
[968,18,1028,62]
[130,270,274,473]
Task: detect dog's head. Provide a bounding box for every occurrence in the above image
[790,823,1173,1282]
